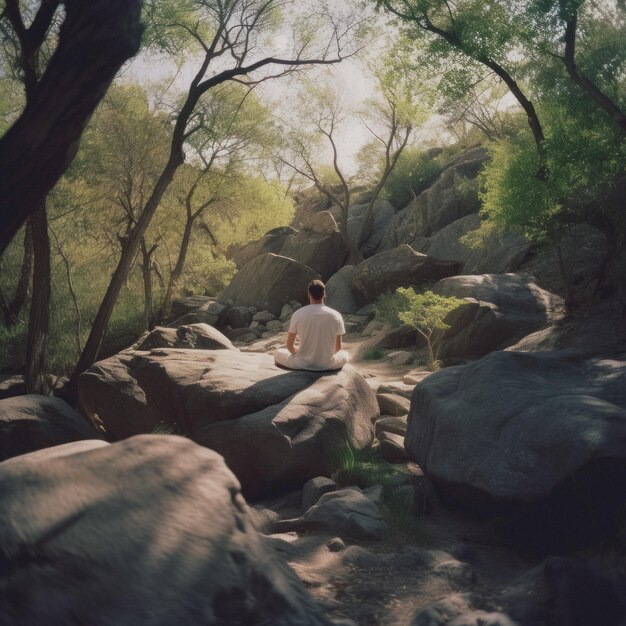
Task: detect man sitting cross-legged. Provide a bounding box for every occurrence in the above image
[274,279,349,371]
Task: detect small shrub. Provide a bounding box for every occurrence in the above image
[374,289,412,327]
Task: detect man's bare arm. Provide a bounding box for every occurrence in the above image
[287,332,298,354]
[334,335,342,354]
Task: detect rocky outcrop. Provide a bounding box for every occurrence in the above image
[405,350,626,546]
[351,245,460,301]
[133,323,237,351]
[331,198,395,258]
[79,349,377,498]
[434,273,563,360]
[231,225,297,268]
[219,253,320,316]
[0,435,331,625]
[380,146,488,250]
[0,395,101,463]
[412,214,531,274]
[279,211,346,281]
[325,265,363,314]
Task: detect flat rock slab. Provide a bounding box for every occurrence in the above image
[378,431,410,463]
[79,349,377,499]
[133,323,236,351]
[0,395,101,463]
[0,436,330,625]
[376,393,411,417]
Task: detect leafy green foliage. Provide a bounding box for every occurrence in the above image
[375,288,413,327]
[382,147,442,208]
[361,346,386,360]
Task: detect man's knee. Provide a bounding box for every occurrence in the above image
[330,350,349,369]
[274,347,294,368]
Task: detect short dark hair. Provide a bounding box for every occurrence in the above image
[308,279,325,301]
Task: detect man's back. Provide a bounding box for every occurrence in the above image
[288,304,345,370]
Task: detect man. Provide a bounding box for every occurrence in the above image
[274,279,349,371]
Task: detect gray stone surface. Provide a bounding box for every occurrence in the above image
[219,253,320,316]
[280,211,346,281]
[381,146,488,250]
[134,323,237,351]
[326,265,363,314]
[379,431,410,463]
[351,245,460,301]
[0,436,331,625]
[232,225,297,268]
[405,349,626,539]
[376,393,410,416]
[79,350,377,499]
[433,273,564,360]
[303,476,338,511]
[0,395,101,463]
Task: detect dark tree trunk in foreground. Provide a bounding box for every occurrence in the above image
[25,202,51,394]
[140,239,157,331]
[0,0,144,253]
[0,219,33,326]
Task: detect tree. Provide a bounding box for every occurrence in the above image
[67,0,356,393]
[281,53,422,263]
[395,287,465,370]
[0,0,144,252]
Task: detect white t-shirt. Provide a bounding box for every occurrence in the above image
[288,304,345,370]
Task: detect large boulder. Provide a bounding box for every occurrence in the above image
[434,273,563,360]
[325,265,363,314]
[351,245,460,301]
[380,146,488,250]
[331,198,396,258]
[79,349,377,499]
[0,395,101,463]
[291,185,332,228]
[133,323,237,351]
[279,211,346,281]
[412,214,532,274]
[0,435,331,625]
[231,225,297,268]
[219,253,320,316]
[405,350,626,547]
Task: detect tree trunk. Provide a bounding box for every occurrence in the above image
[1,218,33,326]
[0,0,143,253]
[161,218,195,323]
[25,201,50,394]
[140,239,157,331]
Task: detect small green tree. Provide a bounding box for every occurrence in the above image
[395,287,465,370]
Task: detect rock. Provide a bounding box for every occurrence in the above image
[248,505,280,533]
[376,393,410,416]
[387,350,414,365]
[169,295,216,320]
[79,350,377,499]
[280,303,294,322]
[377,382,415,399]
[0,436,330,625]
[266,319,283,331]
[413,214,531,274]
[343,314,370,334]
[232,225,297,268]
[219,253,320,316]
[433,273,564,360]
[325,265,363,314]
[327,537,345,552]
[252,310,276,323]
[381,146,489,250]
[403,370,432,385]
[375,416,407,437]
[0,395,101,463]
[334,198,396,258]
[292,186,331,227]
[361,324,418,350]
[134,323,237,351]
[225,328,258,342]
[222,305,253,329]
[280,211,346,281]
[379,431,410,463]
[303,476,338,511]
[352,245,460,301]
[301,488,392,540]
[0,375,25,400]
[406,349,626,548]
[341,545,386,568]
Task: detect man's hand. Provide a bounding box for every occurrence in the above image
[286,332,298,355]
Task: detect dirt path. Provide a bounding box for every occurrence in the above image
[239,330,554,625]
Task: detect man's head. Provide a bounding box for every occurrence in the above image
[308,279,325,304]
